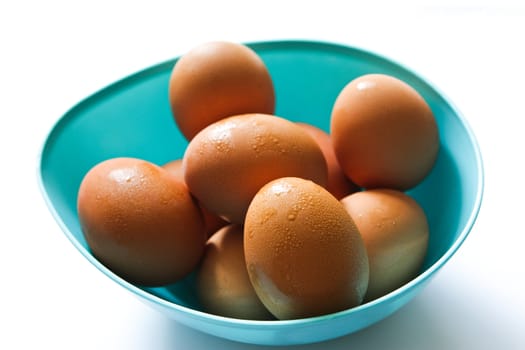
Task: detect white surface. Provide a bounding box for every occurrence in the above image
[2,1,525,349]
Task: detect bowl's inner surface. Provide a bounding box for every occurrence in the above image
[40,41,479,313]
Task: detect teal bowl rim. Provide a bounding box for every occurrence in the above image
[37,39,484,329]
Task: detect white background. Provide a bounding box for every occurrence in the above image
[2,1,525,349]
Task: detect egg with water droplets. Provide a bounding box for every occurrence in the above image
[77,157,206,286]
[244,177,369,320]
[183,113,327,224]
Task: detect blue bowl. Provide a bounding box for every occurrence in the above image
[38,40,483,345]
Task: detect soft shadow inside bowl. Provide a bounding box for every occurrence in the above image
[409,147,462,270]
[144,272,202,310]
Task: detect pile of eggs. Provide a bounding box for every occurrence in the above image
[77,41,439,321]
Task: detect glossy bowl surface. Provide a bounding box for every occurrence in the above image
[39,40,483,345]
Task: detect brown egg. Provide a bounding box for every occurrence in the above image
[244,177,369,320]
[197,224,274,320]
[163,159,228,237]
[330,73,439,190]
[169,41,275,140]
[297,122,360,199]
[340,189,429,301]
[77,157,206,286]
[162,158,185,179]
[183,113,328,224]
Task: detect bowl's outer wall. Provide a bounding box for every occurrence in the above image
[39,41,483,345]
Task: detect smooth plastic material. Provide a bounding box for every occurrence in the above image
[38,40,484,346]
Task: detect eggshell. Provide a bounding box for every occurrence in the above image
[163,159,228,237]
[297,122,360,199]
[169,41,275,140]
[197,224,274,320]
[340,189,429,301]
[183,113,328,224]
[330,73,439,190]
[244,177,369,320]
[77,157,206,286]
[161,158,185,179]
